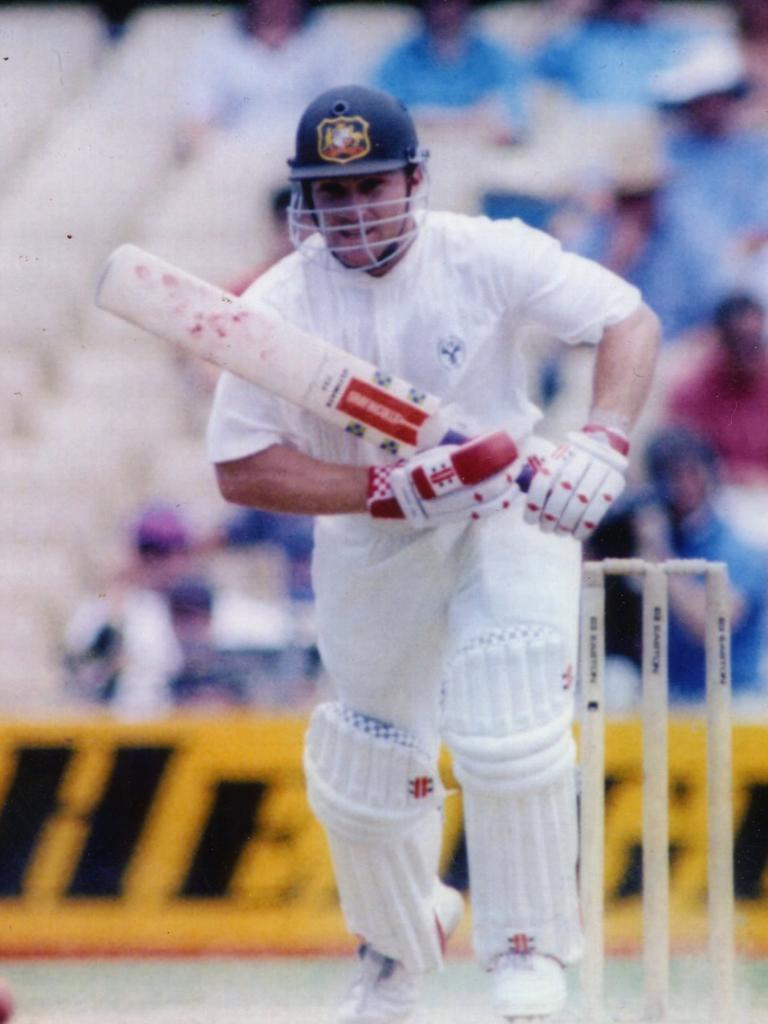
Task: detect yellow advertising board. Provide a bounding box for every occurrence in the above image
[0,715,765,956]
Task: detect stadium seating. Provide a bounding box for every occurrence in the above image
[0,4,104,184]
[0,1,735,713]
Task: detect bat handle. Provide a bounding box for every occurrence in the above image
[437,428,534,493]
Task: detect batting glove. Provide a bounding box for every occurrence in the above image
[367,431,528,527]
[523,424,630,541]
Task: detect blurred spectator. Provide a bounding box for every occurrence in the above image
[533,0,708,111]
[64,503,320,714]
[221,507,314,608]
[63,503,200,716]
[166,577,253,709]
[665,294,768,486]
[733,228,768,316]
[175,0,345,161]
[208,506,318,674]
[564,138,729,341]
[228,186,293,297]
[653,37,768,270]
[588,428,768,706]
[373,0,531,144]
[732,0,768,130]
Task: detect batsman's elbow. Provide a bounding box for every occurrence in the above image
[214,445,290,509]
[214,457,258,507]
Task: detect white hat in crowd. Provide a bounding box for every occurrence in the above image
[652,37,751,106]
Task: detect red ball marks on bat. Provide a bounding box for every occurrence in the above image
[578,494,588,503]
[561,481,573,490]
[206,313,228,339]
[162,274,179,287]
[134,265,150,280]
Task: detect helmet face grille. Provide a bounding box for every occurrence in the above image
[288,173,430,273]
[289,85,427,181]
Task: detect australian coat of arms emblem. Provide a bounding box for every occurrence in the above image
[317,116,372,164]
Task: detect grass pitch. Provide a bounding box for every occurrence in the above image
[2,954,767,1023]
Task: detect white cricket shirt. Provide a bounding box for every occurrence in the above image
[207,211,641,466]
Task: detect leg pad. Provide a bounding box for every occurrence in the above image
[305,702,447,972]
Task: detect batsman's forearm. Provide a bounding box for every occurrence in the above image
[215,444,369,515]
[590,303,661,431]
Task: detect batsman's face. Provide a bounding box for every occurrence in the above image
[309,169,420,273]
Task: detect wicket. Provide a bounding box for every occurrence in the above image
[578,559,735,1024]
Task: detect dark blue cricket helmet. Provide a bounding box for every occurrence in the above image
[288,85,427,180]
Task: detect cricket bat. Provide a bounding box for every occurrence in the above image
[95,244,468,457]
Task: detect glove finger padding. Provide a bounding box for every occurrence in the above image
[573,465,626,540]
[553,458,611,536]
[523,444,568,529]
[523,429,628,539]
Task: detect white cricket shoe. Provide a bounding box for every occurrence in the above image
[490,951,567,1020]
[336,883,464,1024]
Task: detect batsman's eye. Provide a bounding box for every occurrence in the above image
[316,183,348,202]
[358,177,386,196]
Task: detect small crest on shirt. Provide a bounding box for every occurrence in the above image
[437,335,466,369]
[317,116,371,164]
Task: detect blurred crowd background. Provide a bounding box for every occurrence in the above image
[2,0,768,719]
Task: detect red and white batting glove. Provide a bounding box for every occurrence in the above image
[523,424,630,541]
[367,431,527,528]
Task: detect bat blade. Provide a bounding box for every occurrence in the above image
[95,244,459,456]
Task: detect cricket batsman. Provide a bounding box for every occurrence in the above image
[207,85,660,1022]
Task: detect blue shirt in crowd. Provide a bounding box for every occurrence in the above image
[575,204,728,341]
[663,130,768,243]
[533,18,703,108]
[374,30,530,133]
[226,510,315,603]
[668,513,767,702]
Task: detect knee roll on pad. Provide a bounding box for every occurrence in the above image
[440,629,582,967]
[442,625,571,740]
[442,625,575,792]
[304,702,446,972]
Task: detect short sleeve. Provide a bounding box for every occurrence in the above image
[487,218,642,344]
[206,370,296,464]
